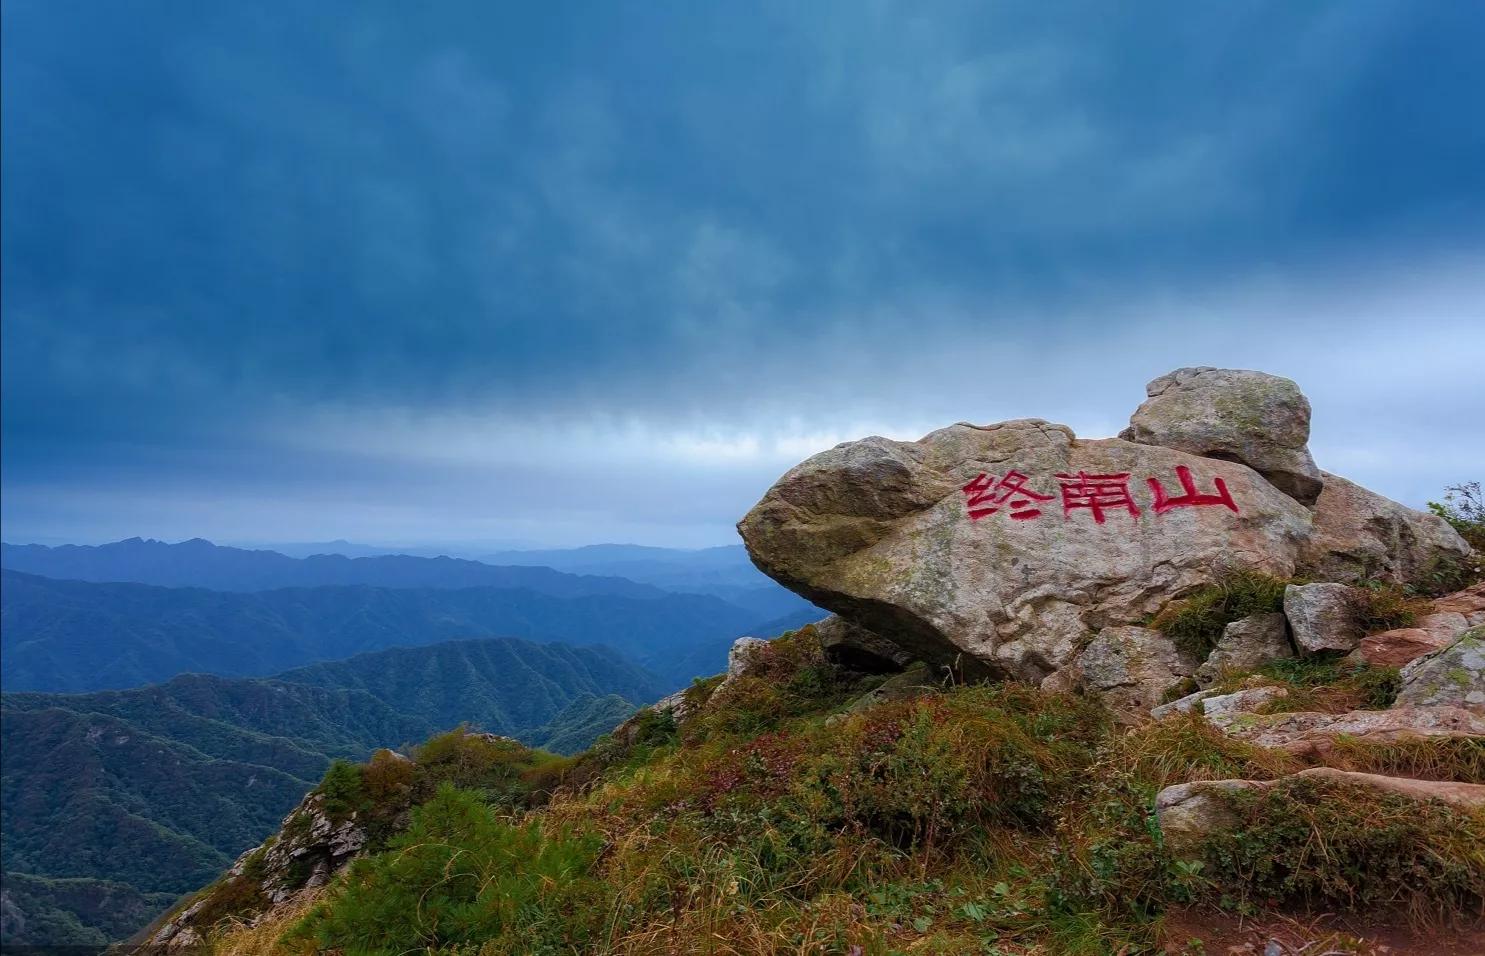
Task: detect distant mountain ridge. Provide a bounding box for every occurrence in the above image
[0,569,764,691]
[1,636,660,947]
[0,537,665,598]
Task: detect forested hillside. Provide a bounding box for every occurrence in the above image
[0,637,660,948]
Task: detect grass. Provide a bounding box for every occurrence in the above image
[203,626,1482,956]
[1203,654,1402,715]
[1194,775,1485,923]
[1149,571,1289,658]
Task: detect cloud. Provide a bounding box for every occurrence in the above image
[2,1,1483,545]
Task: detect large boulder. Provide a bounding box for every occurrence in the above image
[738,418,1313,682]
[1394,627,1485,713]
[1283,583,1365,655]
[1119,367,1323,505]
[1296,472,1472,586]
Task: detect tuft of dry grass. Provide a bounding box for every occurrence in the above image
[212,889,322,956]
[1317,734,1485,784]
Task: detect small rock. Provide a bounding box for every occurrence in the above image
[1283,583,1364,654]
[846,662,941,713]
[1119,367,1323,504]
[1195,612,1293,686]
[814,615,915,672]
[1200,686,1289,727]
[1394,627,1485,713]
[1350,611,1468,668]
[1072,626,1199,715]
[1151,687,1216,719]
[1154,779,1252,851]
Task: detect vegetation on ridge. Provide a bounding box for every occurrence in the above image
[195,626,1484,955]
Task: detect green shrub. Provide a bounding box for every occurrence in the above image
[1150,571,1288,657]
[314,759,366,818]
[1429,481,1485,552]
[293,783,604,953]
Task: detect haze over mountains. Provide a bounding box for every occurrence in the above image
[0,538,819,691]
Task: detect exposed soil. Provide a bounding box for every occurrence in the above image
[1159,908,1485,955]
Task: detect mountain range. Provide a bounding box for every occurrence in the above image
[0,568,774,691]
[0,538,665,598]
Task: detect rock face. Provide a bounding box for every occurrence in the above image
[1296,472,1471,585]
[1120,367,1323,504]
[1394,628,1485,713]
[1283,583,1364,654]
[1194,612,1292,686]
[739,417,1312,683]
[1064,626,1197,714]
[145,789,372,949]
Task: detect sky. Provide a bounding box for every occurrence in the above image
[3,1,1483,549]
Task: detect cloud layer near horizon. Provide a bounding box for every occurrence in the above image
[4,2,1483,546]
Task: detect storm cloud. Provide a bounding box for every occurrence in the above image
[4,1,1483,546]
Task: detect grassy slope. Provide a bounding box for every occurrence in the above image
[203,625,1484,956]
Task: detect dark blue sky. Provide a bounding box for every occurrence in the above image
[4,1,1483,547]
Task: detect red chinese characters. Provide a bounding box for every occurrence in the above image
[961,465,1241,525]
[961,470,1054,521]
[1146,464,1238,515]
[1055,471,1141,524]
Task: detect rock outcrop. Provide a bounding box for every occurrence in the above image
[1119,367,1323,504]
[144,785,377,949]
[738,367,1472,692]
[1394,627,1485,713]
[1221,705,1485,755]
[1296,472,1471,585]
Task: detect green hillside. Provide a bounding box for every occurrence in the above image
[0,637,658,949]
